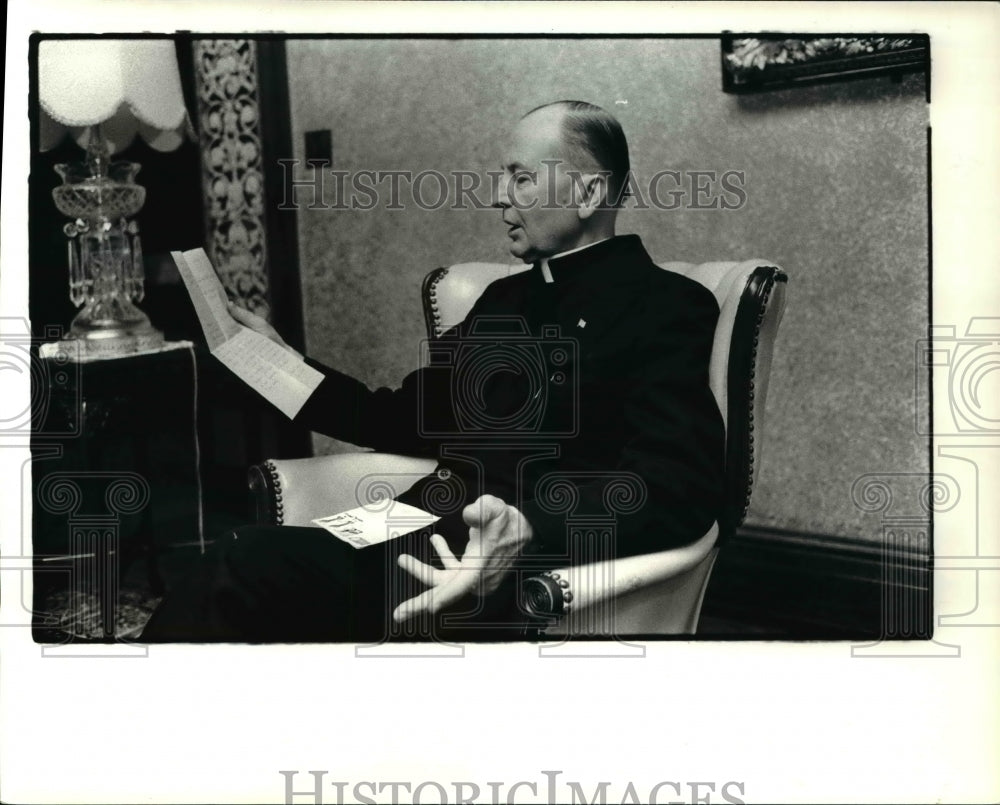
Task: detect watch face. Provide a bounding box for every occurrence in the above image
[522,574,563,617]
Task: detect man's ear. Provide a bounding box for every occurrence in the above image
[576,173,608,221]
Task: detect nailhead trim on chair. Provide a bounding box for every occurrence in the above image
[266,459,284,525]
[735,267,784,527]
[421,266,451,340]
[248,460,284,526]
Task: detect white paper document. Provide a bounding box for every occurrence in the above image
[312,501,441,549]
[172,248,324,419]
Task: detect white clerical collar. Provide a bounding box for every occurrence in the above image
[539,237,613,283]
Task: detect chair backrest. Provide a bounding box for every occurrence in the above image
[422,258,787,540]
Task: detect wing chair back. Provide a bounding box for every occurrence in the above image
[422,257,787,541]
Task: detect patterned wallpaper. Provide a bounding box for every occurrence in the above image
[284,38,928,543]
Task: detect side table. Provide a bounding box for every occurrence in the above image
[32,341,203,640]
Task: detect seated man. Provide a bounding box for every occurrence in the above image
[141,100,724,642]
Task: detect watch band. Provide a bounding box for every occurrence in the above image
[521,571,574,618]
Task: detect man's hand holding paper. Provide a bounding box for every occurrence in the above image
[172,248,322,418]
[227,301,303,359]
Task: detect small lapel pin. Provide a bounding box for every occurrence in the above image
[577,318,587,328]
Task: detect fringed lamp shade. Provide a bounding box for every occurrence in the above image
[39,39,192,154]
[38,39,194,355]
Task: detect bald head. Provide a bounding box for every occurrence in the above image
[496,100,625,261]
[521,101,631,207]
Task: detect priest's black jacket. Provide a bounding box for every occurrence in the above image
[292,234,725,568]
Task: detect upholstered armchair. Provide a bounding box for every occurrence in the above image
[249,258,787,636]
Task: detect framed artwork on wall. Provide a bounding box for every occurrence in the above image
[721,34,929,93]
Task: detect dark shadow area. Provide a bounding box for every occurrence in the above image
[732,71,926,114]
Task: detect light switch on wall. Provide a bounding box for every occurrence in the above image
[304,129,332,165]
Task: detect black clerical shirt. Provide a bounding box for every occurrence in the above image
[294,234,725,565]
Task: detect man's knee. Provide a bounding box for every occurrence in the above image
[207,525,311,591]
[217,524,349,592]
[226,524,279,548]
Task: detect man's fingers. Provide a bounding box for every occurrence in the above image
[430,534,461,570]
[462,494,509,530]
[392,577,469,623]
[396,553,438,587]
[229,302,283,342]
[230,304,266,332]
[227,302,255,324]
[392,588,436,622]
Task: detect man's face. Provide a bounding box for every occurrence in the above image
[495,110,591,263]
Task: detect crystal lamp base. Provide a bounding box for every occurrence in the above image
[66,297,164,358]
[68,295,161,339]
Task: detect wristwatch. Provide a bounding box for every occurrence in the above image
[521,571,574,618]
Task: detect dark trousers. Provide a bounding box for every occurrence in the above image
[141,519,528,643]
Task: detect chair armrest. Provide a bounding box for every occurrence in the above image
[248,454,719,634]
[523,523,720,635]
[248,453,438,527]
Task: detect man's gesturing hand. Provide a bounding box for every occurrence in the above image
[392,495,533,623]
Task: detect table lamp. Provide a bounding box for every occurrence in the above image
[39,39,194,356]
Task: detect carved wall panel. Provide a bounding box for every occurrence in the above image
[192,39,271,318]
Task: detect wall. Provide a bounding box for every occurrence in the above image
[285,38,928,543]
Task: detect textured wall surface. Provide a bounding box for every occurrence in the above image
[286,38,928,543]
